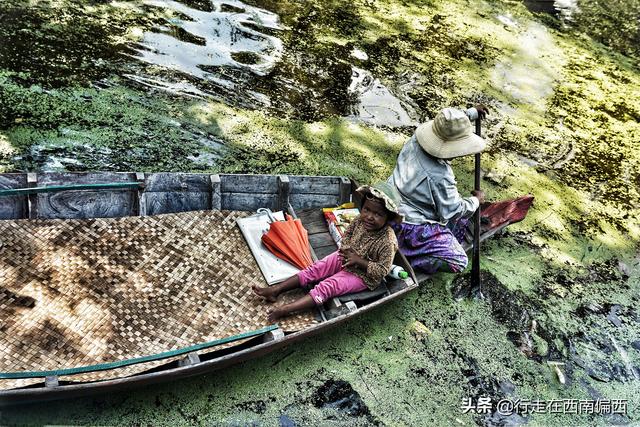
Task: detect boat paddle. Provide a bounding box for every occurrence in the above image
[471,116,483,299]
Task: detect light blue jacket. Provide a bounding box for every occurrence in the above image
[388,134,479,225]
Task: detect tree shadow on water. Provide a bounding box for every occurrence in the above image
[0,0,148,88]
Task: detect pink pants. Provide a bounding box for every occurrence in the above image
[298,251,368,305]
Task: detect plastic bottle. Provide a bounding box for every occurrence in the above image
[388,265,408,280]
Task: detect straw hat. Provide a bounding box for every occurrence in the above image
[415,108,486,159]
[356,182,404,223]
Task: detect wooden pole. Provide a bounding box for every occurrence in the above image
[471,119,482,298]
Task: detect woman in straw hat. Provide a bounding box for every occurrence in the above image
[387,106,488,274]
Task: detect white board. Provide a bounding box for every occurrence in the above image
[237,210,301,285]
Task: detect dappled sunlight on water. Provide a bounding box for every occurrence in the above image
[123,0,416,126]
[491,22,562,108]
[135,0,283,77]
[348,67,418,127]
[128,0,283,106]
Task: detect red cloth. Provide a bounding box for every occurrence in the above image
[480,195,535,229]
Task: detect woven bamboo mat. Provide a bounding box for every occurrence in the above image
[0,210,317,390]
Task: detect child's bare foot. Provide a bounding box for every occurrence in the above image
[252,285,277,302]
[267,308,285,323]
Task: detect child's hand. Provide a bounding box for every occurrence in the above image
[340,247,367,269]
[339,246,353,258]
[338,245,349,262]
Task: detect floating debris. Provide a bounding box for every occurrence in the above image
[350,48,368,61]
[606,305,623,328]
[410,320,432,337]
[496,14,518,28]
[547,361,566,385]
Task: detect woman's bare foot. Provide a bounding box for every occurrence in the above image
[252,285,277,303]
[267,308,285,323]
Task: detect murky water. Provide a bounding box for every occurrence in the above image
[125,0,415,125]
[0,2,131,87]
[127,0,283,107]
[522,0,579,20]
[0,0,417,172]
[0,0,415,129]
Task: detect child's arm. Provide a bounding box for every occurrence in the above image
[341,232,397,285]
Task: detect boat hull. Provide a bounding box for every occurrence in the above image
[0,172,418,404]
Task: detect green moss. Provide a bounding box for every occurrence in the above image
[0,0,164,87]
[1,0,640,425]
[570,0,640,59]
[0,72,218,171]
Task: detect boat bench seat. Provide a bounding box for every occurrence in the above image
[336,282,390,304]
[322,277,411,320]
[333,276,410,305]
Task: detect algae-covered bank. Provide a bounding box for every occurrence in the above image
[1,0,640,425]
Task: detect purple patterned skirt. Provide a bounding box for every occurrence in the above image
[391,218,469,274]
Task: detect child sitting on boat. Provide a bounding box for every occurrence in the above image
[253,184,403,322]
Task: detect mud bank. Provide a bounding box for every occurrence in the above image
[0,0,639,425]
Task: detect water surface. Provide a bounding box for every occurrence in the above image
[126,0,416,125]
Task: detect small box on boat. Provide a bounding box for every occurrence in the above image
[322,202,359,245]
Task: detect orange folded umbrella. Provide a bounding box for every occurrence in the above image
[258,209,313,270]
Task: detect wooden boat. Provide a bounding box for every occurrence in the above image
[0,172,502,405]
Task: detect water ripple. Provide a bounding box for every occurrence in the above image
[129,0,283,102]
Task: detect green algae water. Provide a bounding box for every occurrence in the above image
[1,0,640,425]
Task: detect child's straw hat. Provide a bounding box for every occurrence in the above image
[356,182,404,223]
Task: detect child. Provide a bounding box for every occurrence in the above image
[253,184,403,322]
